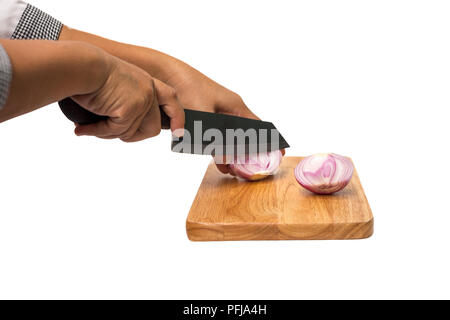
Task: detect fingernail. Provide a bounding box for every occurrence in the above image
[172,128,184,138]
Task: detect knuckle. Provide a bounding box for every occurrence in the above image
[168,87,177,99]
[113,107,130,120]
[136,97,147,111]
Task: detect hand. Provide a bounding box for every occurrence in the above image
[57,27,273,155]
[58,27,248,143]
[73,56,185,142]
[162,63,257,118]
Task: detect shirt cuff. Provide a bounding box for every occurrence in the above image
[0,44,12,110]
[0,0,27,38]
[11,3,62,40]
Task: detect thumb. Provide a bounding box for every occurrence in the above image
[153,79,185,136]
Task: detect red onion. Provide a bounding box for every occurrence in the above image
[294,153,353,194]
[228,150,283,181]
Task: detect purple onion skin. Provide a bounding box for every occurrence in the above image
[294,153,353,195]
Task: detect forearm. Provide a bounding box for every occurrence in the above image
[0,39,108,122]
[59,26,206,86]
[58,26,255,120]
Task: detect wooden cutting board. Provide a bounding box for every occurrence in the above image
[186,156,373,241]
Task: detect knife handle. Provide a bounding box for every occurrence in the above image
[58,98,171,128]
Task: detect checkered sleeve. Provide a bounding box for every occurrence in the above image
[11,3,62,40]
[0,44,12,110]
[0,2,63,109]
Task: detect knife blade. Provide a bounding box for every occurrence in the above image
[171,109,289,156]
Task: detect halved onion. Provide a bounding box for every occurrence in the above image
[228,150,283,181]
[294,153,353,194]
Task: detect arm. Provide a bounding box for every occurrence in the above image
[0,39,184,141]
[59,26,258,120]
[1,1,253,119]
[0,2,184,140]
[58,26,263,171]
[0,40,107,122]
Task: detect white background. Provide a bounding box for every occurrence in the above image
[0,0,449,299]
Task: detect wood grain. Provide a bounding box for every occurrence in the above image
[186,157,373,241]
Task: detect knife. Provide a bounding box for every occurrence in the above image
[59,98,289,156]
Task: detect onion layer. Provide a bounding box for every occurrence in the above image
[294,153,353,194]
[228,150,283,181]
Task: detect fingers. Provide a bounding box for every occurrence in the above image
[216,91,260,120]
[122,80,184,142]
[161,104,185,137]
[74,78,184,142]
[213,154,236,176]
[154,79,185,136]
[75,118,128,138]
[215,164,230,174]
[74,108,151,140]
[72,56,165,142]
[121,96,161,142]
[120,84,160,142]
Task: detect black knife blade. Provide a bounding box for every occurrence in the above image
[171,109,289,156]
